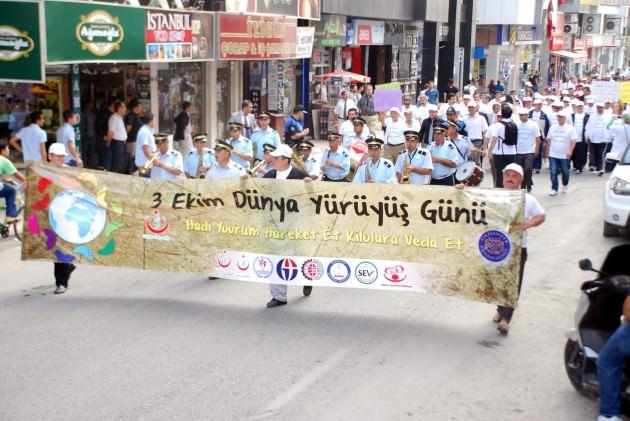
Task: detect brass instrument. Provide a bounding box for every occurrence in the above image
[291,145,310,174]
[139,152,160,175]
[400,154,411,184]
[365,160,372,183]
[248,159,267,176]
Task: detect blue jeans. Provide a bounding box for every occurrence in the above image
[598,323,630,417]
[0,183,17,217]
[549,157,570,192]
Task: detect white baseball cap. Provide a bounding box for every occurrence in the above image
[533,99,543,105]
[517,107,529,115]
[427,104,438,112]
[595,102,605,107]
[552,101,564,108]
[558,109,572,118]
[467,101,477,108]
[49,143,67,156]
[503,163,524,177]
[463,94,472,100]
[390,107,401,114]
[524,97,533,102]
[269,144,294,159]
[586,97,594,104]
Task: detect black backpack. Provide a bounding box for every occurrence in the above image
[499,120,518,146]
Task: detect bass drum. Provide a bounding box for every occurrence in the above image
[456,161,485,186]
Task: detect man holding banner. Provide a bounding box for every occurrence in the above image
[264,144,313,308]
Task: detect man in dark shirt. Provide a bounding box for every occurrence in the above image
[443,79,459,102]
[124,98,143,173]
[95,98,115,170]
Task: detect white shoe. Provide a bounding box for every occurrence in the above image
[561,186,568,193]
[549,190,558,196]
[597,416,621,421]
[54,286,66,295]
[591,170,598,174]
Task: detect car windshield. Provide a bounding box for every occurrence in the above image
[623,144,630,165]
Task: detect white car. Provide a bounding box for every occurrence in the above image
[603,145,630,236]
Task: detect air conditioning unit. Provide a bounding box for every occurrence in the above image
[582,14,602,35]
[563,23,579,34]
[603,17,621,34]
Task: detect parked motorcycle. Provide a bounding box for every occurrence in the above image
[564,244,630,415]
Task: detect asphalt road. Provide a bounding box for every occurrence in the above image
[1,169,627,421]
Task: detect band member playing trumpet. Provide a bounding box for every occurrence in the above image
[205,141,247,180]
[395,130,433,185]
[134,113,157,178]
[184,132,216,179]
[320,131,350,182]
[150,133,184,180]
[429,122,459,186]
[263,144,313,308]
[251,144,275,178]
[295,140,319,179]
[353,138,397,184]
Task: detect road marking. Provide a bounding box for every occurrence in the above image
[251,348,349,419]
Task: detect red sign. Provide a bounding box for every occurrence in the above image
[218,13,297,60]
[573,38,585,50]
[356,25,373,45]
[550,35,565,51]
[145,10,214,61]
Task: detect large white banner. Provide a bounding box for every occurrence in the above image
[591,81,620,102]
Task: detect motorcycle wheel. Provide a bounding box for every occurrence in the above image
[564,338,598,399]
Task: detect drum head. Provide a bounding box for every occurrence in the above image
[456,161,476,181]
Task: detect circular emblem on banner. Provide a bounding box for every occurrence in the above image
[301,259,323,281]
[478,230,511,263]
[327,260,351,283]
[216,251,231,268]
[355,262,378,284]
[49,190,107,245]
[0,25,35,62]
[276,258,298,281]
[253,256,274,278]
[76,10,125,57]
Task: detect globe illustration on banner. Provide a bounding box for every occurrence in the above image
[49,190,107,245]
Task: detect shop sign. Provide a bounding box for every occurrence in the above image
[218,13,297,60]
[256,0,298,18]
[314,14,346,48]
[350,20,384,46]
[145,10,213,61]
[573,37,585,50]
[585,35,594,48]
[296,27,315,59]
[46,1,146,63]
[510,25,541,45]
[550,35,565,51]
[0,1,43,82]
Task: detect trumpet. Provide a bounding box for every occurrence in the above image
[248,159,267,176]
[139,152,160,175]
[291,145,310,174]
[365,161,372,183]
[400,154,411,184]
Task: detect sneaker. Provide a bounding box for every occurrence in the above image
[597,416,621,421]
[549,190,558,196]
[535,169,540,174]
[591,170,598,174]
[54,286,66,295]
[561,186,568,193]
[575,169,582,174]
[598,171,604,177]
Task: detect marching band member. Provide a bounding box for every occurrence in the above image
[252,144,275,178]
[150,134,184,180]
[264,144,313,308]
[251,111,280,163]
[447,121,476,166]
[184,132,215,179]
[225,122,253,172]
[352,138,397,184]
[395,130,433,185]
[340,108,369,143]
[343,116,370,148]
[205,141,247,180]
[429,122,459,186]
[320,131,350,182]
[295,140,319,180]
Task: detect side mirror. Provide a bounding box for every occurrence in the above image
[579,259,593,271]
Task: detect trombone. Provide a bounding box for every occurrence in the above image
[291,145,310,174]
[400,154,411,184]
[139,152,160,175]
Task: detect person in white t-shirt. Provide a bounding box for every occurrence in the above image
[457,163,545,335]
[546,109,577,195]
[9,111,47,163]
[463,102,488,163]
[516,107,541,192]
[56,110,83,167]
[134,113,157,177]
[383,107,407,162]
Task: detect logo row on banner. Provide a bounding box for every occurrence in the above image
[212,250,435,292]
